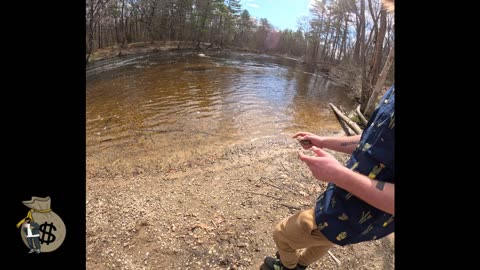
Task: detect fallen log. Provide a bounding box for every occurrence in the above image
[356,105,368,126]
[328,103,363,135]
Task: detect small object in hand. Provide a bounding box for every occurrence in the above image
[299,139,311,145]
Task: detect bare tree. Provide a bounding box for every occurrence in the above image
[368,0,387,91]
[364,44,394,116]
[86,0,110,64]
[352,0,365,64]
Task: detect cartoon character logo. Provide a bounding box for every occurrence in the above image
[16,196,66,253]
[21,217,41,253]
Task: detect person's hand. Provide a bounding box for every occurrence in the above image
[293,132,325,150]
[298,146,344,183]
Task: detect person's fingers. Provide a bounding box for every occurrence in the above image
[311,146,327,157]
[292,132,310,138]
[298,151,308,161]
[301,144,311,150]
[298,138,312,145]
[300,134,310,140]
[298,151,315,163]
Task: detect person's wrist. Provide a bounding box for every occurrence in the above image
[330,165,350,186]
[317,137,329,148]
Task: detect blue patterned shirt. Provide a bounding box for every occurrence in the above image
[314,86,395,246]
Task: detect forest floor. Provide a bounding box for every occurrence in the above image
[86,133,394,270]
[88,41,230,62]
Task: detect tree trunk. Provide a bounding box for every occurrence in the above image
[311,40,319,63]
[86,27,94,64]
[114,17,120,44]
[219,14,224,48]
[120,0,127,47]
[86,0,97,64]
[330,23,341,62]
[364,45,394,117]
[353,0,365,64]
[339,15,348,61]
[197,0,211,47]
[352,16,361,62]
[97,21,101,49]
[130,17,134,42]
[360,55,370,111]
[321,23,331,61]
[368,8,387,88]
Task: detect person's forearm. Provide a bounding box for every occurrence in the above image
[322,135,361,154]
[334,167,394,215]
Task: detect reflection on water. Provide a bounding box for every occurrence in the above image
[86,51,355,160]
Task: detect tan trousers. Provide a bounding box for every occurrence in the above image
[273,208,334,269]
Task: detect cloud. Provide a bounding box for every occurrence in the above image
[247,3,260,8]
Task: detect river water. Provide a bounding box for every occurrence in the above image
[86,51,355,165]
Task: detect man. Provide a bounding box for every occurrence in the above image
[22,217,41,254]
[261,0,394,265]
[263,91,395,270]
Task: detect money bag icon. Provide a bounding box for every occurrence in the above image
[16,196,66,252]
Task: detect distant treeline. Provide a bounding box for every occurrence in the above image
[87,0,394,114]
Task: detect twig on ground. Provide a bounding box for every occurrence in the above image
[211,220,218,229]
[328,251,342,266]
[246,191,282,200]
[279,203,301,210]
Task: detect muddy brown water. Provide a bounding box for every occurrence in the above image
[86,51,355,165]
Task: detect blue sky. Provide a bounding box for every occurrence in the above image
[240,0,313,31]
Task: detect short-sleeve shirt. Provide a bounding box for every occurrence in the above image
[314,86,395,246]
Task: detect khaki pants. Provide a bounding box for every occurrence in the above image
[273,208,334,269]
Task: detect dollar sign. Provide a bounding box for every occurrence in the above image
[39,222,56,245]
